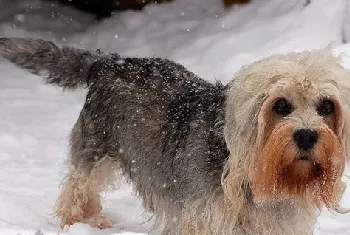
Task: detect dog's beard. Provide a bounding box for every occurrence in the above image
[251,122,345,209]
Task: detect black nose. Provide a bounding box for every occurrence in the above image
[293,129,318,150]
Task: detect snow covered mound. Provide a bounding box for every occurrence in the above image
[1,0,350,234]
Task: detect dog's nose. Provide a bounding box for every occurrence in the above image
[293,129,318,150]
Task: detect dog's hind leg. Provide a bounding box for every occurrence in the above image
[55,122,120,229]
[55,160,116,228]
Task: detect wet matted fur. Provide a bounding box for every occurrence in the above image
[1,38,350,235]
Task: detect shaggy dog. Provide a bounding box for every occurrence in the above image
[0,38,349,235]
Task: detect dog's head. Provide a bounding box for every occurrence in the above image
[224,50,350,211]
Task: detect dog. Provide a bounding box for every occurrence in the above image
[0,37,349,235]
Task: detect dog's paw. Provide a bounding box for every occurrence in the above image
[60,213,113,229]
[85,214,113,229]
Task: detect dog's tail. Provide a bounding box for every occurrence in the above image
[0,37,104,89]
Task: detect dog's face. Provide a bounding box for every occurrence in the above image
[253,76,346,208]
[224,50,350,210]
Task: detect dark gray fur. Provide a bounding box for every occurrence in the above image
[0,38,102,89]
[0,37,229,228]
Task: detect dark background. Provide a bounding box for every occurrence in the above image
[46,0,173,19]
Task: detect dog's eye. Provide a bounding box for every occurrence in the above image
[273,98,293,116]
[317,99,335,116]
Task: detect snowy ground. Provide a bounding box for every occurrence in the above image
[1,0,350,234]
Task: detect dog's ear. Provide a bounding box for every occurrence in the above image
[337,100,350,160]
[0,37,104,89]
[332,63,350,160]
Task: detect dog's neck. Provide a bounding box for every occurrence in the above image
[181,188,318,235]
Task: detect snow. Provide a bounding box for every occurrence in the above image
[1,0,350,234]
